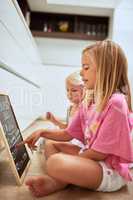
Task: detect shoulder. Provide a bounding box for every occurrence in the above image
[108,93,128,113]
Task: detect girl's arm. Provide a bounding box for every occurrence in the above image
[51,119,67,129]
[40,129,71,141]
[79,149,107,161]
[46,112,68,129]
[17,129,72,150]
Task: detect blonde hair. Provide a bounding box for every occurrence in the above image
[83,40,132,112]
[66,71,83,87]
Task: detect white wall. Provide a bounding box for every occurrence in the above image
[34,38,95,119]
[112,0,133,95]
[40,65,81,119]
[47,0,121,9]
[35,38,95,67]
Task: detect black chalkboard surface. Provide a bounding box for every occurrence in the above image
[0,93,30,185]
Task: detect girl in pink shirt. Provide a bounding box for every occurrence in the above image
[18,40,133,197]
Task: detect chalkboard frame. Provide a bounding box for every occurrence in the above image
[0,92,30,185]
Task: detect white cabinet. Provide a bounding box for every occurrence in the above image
[0,68,43,130]
[0,0,42,84]
[0,0,44,130]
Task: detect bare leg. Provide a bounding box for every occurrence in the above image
[44,139,80,159]
[46,153,103,190]
[26,153,103,197]
[26,141,80,197]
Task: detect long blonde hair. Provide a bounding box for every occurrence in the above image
[83,40,132,112]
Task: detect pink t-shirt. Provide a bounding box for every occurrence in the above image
[66,93,133,181]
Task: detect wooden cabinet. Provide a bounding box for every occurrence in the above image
[16,1,109,41]
[30,12,109,41]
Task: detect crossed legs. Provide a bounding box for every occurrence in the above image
[26,140,103,197]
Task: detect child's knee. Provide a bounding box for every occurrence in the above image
[46,153,66,176]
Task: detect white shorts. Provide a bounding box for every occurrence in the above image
[96,161,126,192]
[70,139,85,149]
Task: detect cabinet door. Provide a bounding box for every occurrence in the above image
[0,0,41,83]
[0,68,44,131]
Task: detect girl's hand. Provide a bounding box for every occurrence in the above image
[46,112,67,129]
[46,112,56,123]
[16,129,43,150]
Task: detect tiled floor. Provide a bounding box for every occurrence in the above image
[0,120,133,200]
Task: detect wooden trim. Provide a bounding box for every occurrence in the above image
[31,31,107,41]
[0,93,31,186]
[17,0,30,15]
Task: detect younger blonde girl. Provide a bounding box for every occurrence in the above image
[44,71,85,157]
[46,71,84,128]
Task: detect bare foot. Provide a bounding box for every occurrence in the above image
[25,175,67,197]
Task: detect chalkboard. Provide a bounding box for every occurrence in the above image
[0,93,30,185]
